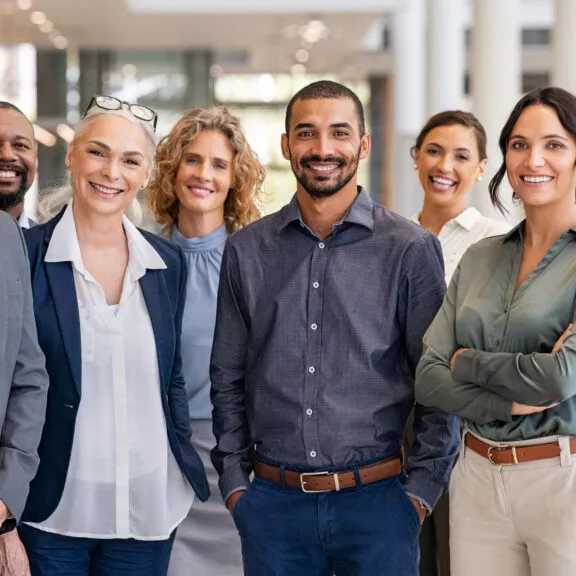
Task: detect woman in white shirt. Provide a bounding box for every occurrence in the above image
[410,110,510,576]
[412,110,510,284]
[11,96,209,576]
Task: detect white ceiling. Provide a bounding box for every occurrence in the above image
[0,0,392,75]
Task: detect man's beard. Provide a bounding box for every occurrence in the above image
[0,164,28,213]
[291,148,361,198]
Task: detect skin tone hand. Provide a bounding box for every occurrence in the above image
[450,325,574,416]
[226,490,245,512]
[0,530,30,576]
[409,497,427,524]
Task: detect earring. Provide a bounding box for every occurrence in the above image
[413,163,418,170]
[477,175,483,182]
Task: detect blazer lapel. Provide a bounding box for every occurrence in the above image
[140,270,170,393]
[45,261,82,395]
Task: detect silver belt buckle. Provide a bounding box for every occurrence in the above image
[299,470,341,492]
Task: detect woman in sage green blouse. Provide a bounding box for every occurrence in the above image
[416,86,576,576]
[147,107,264,576]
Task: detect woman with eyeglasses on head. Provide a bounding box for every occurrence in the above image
[409,111,510,576]
[6,95,209,576]
[147,106,264,576]
[417,87,576,576]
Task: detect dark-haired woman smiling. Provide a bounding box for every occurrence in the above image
[412,110,509,283]
[417,86,576,576]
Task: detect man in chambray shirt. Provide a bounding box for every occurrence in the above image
[211,80,460,576]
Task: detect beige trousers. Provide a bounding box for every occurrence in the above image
[450,432,576,576]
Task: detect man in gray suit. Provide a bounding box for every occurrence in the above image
[0,102,37,228]
[0,210,48,574]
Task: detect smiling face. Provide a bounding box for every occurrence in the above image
[506,104,576,209]
[414,124,486,210]
[281,97,370,198]
[0,108,36,213]
[66,114,151,218]
[174,129,234,225]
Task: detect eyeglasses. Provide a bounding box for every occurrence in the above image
[83,95,158,132]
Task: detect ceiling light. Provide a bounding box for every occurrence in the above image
[121,64,137,77]
[290,64,306,75]
[32,124,56,147]
[17,0,33,10]
[29,10,46,25]
[53,36,68,50]
[209,64,223,78]
[295,49,309,63]
[39,20,53,33]
[56,124,75,143]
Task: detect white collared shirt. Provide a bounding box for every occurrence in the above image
[412,207,511,283]
[27,202,194,540]
[18,211,30,229]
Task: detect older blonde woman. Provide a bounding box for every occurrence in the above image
[147,106,264,575]
[14,96,209,576]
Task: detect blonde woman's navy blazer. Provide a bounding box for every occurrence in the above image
[21,208,209,523]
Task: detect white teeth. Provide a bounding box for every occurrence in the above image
[189,187,213,194]
[92,183,122,195]
[431,176,456,186]
[522,176,553,183]
[0,171,17,178]
[310,164,337,172]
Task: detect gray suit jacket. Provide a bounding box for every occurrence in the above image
[0,211,48,524]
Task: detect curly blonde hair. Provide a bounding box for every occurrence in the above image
[147,106,264,234]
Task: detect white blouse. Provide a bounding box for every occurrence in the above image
[27,202,195,540]
[412,207,511,283]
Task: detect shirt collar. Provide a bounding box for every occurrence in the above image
[18,211,30,229]
[278,186,374,233]
[45,201,167,279]
[411,207,482,232]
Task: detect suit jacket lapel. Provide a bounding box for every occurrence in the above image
[45,261,82,395]
[140,270,170,393]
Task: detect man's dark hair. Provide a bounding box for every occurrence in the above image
[489,86,576,214]
[285,80,365,137]
[0,101,27,116]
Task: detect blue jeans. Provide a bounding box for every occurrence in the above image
[19,524,176,576]
[232,474,421,576]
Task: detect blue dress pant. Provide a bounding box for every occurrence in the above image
[232,474,421,576]
[19,524,176,576]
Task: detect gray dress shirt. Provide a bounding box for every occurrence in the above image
[210,188,460,508]
[416,221,576,442]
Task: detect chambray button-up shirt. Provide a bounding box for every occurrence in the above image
[211,188,460,508]
[416,221,576,442]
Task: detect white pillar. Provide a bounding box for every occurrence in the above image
[392,0,426,218]
[471,0,522,222]
[553,0,576,93]
[427,0,465,115]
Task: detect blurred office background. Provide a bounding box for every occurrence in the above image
[0,0,573,221]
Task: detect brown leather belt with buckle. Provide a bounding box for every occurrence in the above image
[253,455,402,493]
[465,433,576,465]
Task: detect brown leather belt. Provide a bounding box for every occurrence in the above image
[465,433,576,465]
[253,456,402,493]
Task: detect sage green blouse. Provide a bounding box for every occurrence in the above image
[416,221,576,442]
